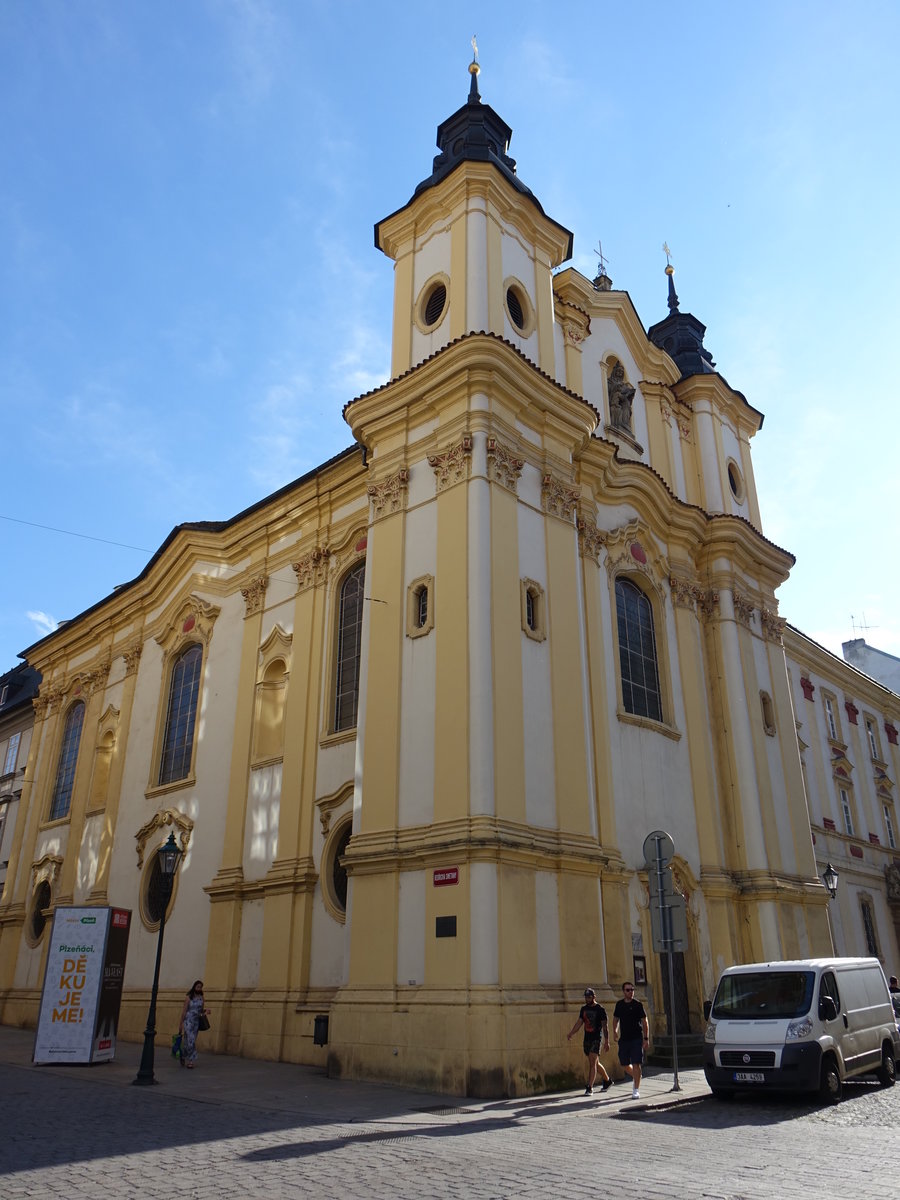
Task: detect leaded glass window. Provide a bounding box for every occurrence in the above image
[48,702,85,821]
[334,562,365,731]
[615,578,662,722]
[158,643,202,785]
[861,899,879,957]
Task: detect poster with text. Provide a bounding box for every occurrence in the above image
[92,907,131,1062]
[33,907,131,1064]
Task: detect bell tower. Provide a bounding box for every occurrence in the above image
[375,52,573,380]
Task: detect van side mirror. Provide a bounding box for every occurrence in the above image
[819,995,837,1022]
[703,999,712,1022]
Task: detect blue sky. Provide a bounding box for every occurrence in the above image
[2,0,899,671]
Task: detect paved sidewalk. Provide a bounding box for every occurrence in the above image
[5,1024,897,1200]
[0,1023,708,1119]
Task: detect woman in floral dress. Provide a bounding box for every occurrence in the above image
[178,980,209,1068]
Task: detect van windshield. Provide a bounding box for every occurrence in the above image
[712,971,815,1019]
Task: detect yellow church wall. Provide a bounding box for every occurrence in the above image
[357,512,404,834]
[490,481,526,825]
[498,863,537,985]
[545,519,591,836]
[432,481,470,826]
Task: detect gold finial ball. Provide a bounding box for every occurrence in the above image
[469,60,481,76]
[665,264,675,276]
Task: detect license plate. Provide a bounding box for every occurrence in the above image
[733,1071,765,1082]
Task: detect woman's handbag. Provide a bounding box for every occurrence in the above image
[171,1033,183,1058]
[198,1013,210,1032]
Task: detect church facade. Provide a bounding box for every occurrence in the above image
[1,64,898,1096]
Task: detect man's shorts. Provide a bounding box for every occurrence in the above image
[583,1037,602,1057]
[617,1037,644,1067]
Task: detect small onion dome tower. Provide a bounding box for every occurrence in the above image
[647,258,716,380]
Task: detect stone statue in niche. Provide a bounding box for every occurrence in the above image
[607,361,635,432]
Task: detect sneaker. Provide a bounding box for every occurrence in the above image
[584,1087,593,1095]
[600,1078,612,1092]
[632,1087,640,1099]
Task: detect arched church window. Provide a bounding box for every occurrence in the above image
[158,643,202,785]
[48,701,85,821]
[615,578,662,722]
[334,561,365,731]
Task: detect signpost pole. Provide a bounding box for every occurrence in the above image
[645,830,682,1094]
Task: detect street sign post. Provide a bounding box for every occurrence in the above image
[643,829,684,1092]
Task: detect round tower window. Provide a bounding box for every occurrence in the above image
[506,286,525,330]
[423,282,447,328]
[727,460,745,502]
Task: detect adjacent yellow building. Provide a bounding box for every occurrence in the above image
[1,62,898,1096]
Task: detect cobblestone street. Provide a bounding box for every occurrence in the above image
[2,1028,898,1199]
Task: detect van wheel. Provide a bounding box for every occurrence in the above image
[819,1058,842,1105]
[876,1045,896,1088]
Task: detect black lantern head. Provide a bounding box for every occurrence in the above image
[822,861,839,899]
[158,832,183,880]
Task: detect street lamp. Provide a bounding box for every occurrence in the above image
[822,861,839,899]
[133,832,183,1086]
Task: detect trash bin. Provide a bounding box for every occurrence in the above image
[313,1014,329,1046]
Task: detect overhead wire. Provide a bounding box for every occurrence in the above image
[0,513,153,554]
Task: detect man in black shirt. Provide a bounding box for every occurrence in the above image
[613,980,650,1099]
[567,987,612,1095]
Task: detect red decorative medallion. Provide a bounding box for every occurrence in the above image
[630,542,647,564]
[183,616,195,633]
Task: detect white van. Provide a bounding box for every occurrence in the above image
[703,958,900,1103]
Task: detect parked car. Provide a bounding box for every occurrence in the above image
[703,957,900,1104]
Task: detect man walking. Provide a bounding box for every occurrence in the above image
[613,980,649,1099]
[567,987,612,1095]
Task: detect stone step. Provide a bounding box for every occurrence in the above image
[647,1034,706,1068]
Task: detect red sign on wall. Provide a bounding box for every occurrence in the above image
[433,867,459,887]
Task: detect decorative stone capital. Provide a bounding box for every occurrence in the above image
[697,589,720,620]
[367,466,410,516]
[486,436,524,493]
[732,590,755,627]
[660,401,692,441]
[123,642,143,676]
[241,574,269,618]
[577,518,606,565]
[668,575,703,612]
[555,295,590,349]
[428,435,472,493]
[82,662,111,696]
[292,546,332,592]
[541,472,579,522]
[759,608,786,644]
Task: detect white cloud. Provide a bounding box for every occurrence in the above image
[27,611,58,638]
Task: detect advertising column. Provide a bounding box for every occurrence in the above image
[33,906,132,1065]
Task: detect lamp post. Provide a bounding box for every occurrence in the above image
[822,861,839,899]
[133,832,182,1086]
